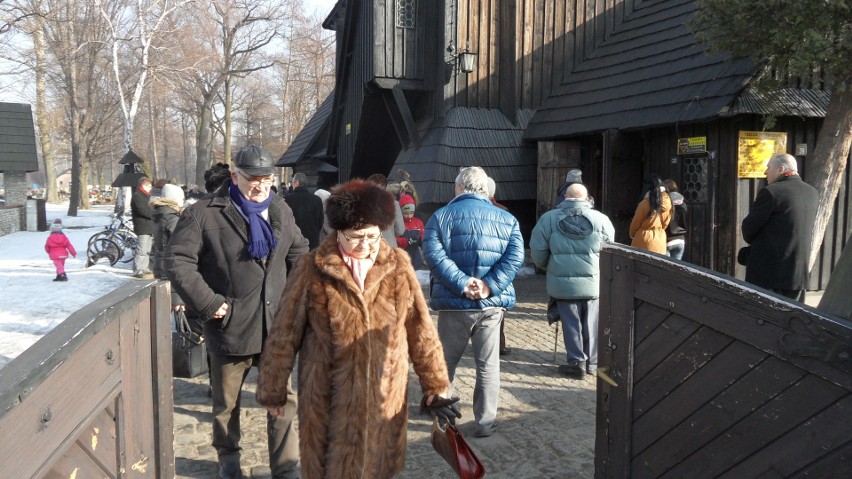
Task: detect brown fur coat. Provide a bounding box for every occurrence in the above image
[256,235,450,479]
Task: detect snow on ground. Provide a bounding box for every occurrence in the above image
[0,203,132,368]
[0,202,537,369]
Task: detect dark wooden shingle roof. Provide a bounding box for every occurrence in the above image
[525,0,755,140]
[392,108,537,204]
[0,103,39,173]
[726,88,830,118]
[277,94,335,167]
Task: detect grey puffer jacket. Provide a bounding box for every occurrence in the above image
[530,200,615,300]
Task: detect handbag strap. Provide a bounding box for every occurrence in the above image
[174,310,204,345]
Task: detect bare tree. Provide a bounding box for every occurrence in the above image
[96,0,190,153]
[0,2,61,202]
[273,10,333,148]
[171,0,296,185]
[34,0,120,215]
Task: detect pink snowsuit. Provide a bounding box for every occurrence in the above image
[45,232,77,275]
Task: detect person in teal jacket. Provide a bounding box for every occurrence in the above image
[531,183,614,379]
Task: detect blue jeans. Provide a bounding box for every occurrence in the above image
[557,299,599,372]
[667,242,685,260]
[437,308,503,434]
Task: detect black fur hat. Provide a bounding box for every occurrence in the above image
[326,179,396,231]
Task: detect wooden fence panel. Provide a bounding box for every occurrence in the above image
[596,244,852,479]
[0,280,174,478]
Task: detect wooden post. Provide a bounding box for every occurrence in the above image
[818,241,852,320]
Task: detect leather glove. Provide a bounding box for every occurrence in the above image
[420,395,462,425]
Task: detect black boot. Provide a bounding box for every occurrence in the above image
[60,273,68,281]
[52,274,62,282]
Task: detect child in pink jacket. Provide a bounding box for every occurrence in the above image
[45,219,76,281]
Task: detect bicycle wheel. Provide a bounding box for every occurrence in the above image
[88,230,111,248]
[87,238,121,266]
[115,230,137,263]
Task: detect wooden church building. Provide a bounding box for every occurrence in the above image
[279,0,851,289]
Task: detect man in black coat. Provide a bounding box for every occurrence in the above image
[130,176,154,279]
[166,145,309,479]
[283,172,324,249]
[742,153,819,301]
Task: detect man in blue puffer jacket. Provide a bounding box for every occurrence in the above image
[531,183,614,379]
[423,166,525,438]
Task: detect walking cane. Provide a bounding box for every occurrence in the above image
[553,322,560,362]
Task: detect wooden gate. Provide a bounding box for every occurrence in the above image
[595,244,852,478]
[0,281,174,478]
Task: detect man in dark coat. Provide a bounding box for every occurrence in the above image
[283,172,324,249]
[742,153,819,301]
[130,176,154,279]
[166,145,309,479]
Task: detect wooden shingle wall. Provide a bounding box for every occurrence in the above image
[0,102,39,173]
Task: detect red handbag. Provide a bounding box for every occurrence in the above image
[431,418,486,479]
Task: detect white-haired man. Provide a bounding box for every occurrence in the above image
[422,166,525,438]
[742,153,818,301]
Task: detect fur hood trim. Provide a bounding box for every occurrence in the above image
[151,196,181,210]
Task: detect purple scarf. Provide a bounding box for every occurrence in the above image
[229,184,277,259]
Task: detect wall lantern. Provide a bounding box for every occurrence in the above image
[447,41,477,74]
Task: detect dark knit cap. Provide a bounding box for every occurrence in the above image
[326,179,396,231]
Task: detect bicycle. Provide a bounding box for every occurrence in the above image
[86,213,138,267]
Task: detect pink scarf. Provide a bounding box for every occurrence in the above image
[338,243,378,291]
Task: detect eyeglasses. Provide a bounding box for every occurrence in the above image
[236,169,275,187]
[338,230,382,245]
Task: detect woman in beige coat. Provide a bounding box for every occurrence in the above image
[629,175,672,254]
[257,179,456,479]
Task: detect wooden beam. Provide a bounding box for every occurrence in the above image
[392,86,419,146]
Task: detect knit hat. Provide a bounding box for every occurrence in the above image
[325,179,396,231]
[314,188,330,202]
[565,169,583,183]
[399,193,415,214]
[50,219,63,232]
[161,183,185,205]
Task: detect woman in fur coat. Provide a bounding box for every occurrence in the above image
[257,179,456,479]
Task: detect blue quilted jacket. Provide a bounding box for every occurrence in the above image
[423,193,525,310]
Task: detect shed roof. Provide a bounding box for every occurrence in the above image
[392,108,537,204]
[525,0,756,140]
[277,93,335,167]
[0,102,39,173]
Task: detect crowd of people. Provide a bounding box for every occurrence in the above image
[41,144,817,478]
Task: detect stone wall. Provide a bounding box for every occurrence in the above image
[0,206,24,236]
[3,171,28,206]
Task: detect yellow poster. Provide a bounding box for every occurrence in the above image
[738,131,788,178]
